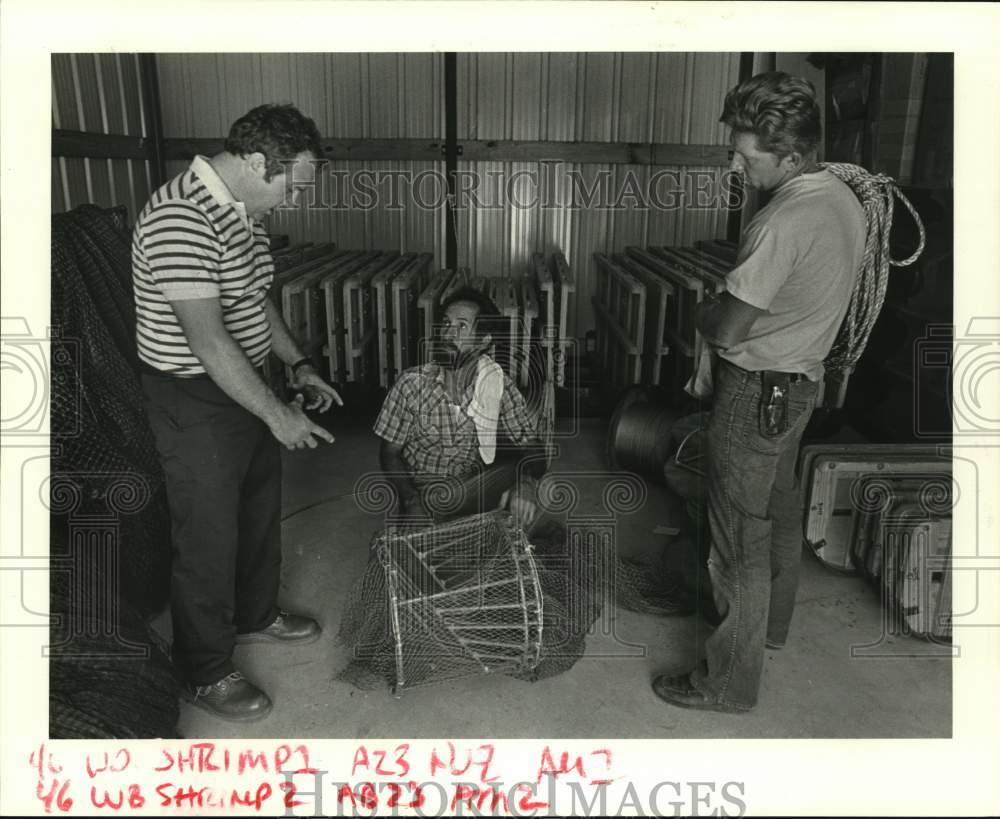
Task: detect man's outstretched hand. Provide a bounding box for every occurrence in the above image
[269,395,336,450]
[291,363,344,412]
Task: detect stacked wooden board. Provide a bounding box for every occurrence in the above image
[267,244,432,389]
[388,254,435,386]
[270,244,574,391]
[265,243,340,388]
[592,240,737,395]
[799,443,952,640]
[268,245,575,464]
[534,253,576,388]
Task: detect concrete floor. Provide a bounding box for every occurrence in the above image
[171,415,951,739]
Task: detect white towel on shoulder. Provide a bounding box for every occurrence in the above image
[465,356,504,464]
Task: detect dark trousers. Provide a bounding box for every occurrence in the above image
[690,358,818,710]
[419,455,521,522]
[142,373,282,685]
[417,455,562,548]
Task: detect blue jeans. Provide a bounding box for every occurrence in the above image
[690,358,818,710]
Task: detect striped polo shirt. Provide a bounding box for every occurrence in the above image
[131,155,275,376]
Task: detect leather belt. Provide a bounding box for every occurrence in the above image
[139,362,211,380]
[763,369,811,384]
[139,361,267,380]
[723,358,811,384]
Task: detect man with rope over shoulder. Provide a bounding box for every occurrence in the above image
[652,72,866,713]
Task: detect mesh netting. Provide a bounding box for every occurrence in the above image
[48,525,181,739]
[49,205,178,738]
[612,558,693,616]
[51,205,172,616]
[337,511,603,692]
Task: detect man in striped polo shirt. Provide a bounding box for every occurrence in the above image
[134,104,342,722]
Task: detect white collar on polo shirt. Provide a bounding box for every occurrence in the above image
[191,155,251,227]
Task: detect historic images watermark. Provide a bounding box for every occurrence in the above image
[279,160,744,214]
[914,318,1000,437]
[1,317,67,438]
[2,318,72,637]
[277,771,749,818]
[1,317,154,658]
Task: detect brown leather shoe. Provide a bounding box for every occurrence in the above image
[651,673,746,714]
[183,671,272,722]
[235,611,321,646]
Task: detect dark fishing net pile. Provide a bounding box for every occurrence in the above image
[49,523,181,739]
[51,205,173,615]
[49,205,179,737]
[612,558,693,616]
[337,511,606,691]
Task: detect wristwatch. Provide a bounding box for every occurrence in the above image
[291,357,312,374]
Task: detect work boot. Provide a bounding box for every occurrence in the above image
[651,673,746,714]
[183,671,272,722]
[235,611,321,645]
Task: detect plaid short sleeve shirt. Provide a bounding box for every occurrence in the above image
[374,362,536,482]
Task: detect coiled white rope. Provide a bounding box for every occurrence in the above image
[821,162,926,384]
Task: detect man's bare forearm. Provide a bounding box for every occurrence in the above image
[264,298,307,366]
[190,332,287,427]
[170,298,288,427]
[695,295,726,349]
[695,290,763,350]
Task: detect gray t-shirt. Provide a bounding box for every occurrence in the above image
[720,169,866,380]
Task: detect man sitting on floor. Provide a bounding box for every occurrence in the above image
[374,285,548,532]
[338,286,586,692]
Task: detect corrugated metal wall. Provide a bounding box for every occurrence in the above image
[50,54,154,217]
[456,52,740,337]
[149,52,740,338]
[157,53,446,259]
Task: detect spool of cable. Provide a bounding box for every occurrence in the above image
[607,387,678,483]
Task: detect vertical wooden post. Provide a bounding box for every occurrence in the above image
[863,53,884,174]
[725,52,755,245]
[444,53,458,271]
[138,54,166,188]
